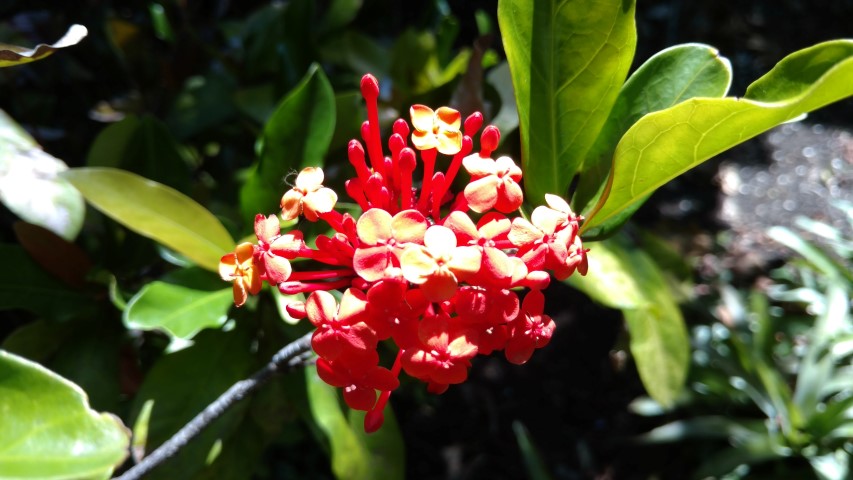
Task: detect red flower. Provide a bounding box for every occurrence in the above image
[400,225,482,302]
[401,312,478,385]
[316,351,399,411]
[443,211,516,287]
[305,288,375,361]
[505,290,556,365]
[219,242,262,307]
[281,167,338,221]
[353,208,427,282]
[462,155,523,213]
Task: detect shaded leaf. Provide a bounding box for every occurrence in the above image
[575,43,732,214]
[567,234,689,406]
[512,421,553,480]
[86,115,190,192]
[240,65,335,219]
[499,0,637,204]
[583,40,853,236]
[348,410,405,480]
[0,110,84,240]
[318,0,363,33]
[0,350,129,479]
[13,221,92,289]
[61,167,234,272]
[0,24,87,67]
[0,244,95,321]
[129,327,255,479]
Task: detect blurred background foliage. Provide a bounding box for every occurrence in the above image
[1,0,852,479]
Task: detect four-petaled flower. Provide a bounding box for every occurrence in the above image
[401,312,478,388]
[400,225,481,302]
[281,167,338,221]
[353,208,427,281]
[316,351,400,411]
[409,105,462,155]
[505,289,556,365]
[305,288,375,361]
[462,155,523,213]
[219,242,262,307]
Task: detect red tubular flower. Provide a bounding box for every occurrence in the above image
[353,208,427,282]
[305,288,375,361]
[363,280,428,342]
[316,351,399,411]
[281,167,338,221]
[401,311,478,385]
[505,290,556,365]
[400,225,482,302]
[219,242,262,307]
[462,155,523,213]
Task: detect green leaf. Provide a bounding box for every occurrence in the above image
[0,24,87,68]
[582,40,853,236]
[575,43,732,215]
[0,110,84,240]
[61,167,234,272]
[0,350,129,479]
[124,280,233,343]
[348,410,405,480]
[129,327,255,479]
[86,115,190,192]
[318,0,363,33]
[498,0,637,204]
[0,244,95,321]
[567,234,689,406]
[240,65,335,220]
[512,421,553,480]
[485,61,519,139]
[305,366,373,480]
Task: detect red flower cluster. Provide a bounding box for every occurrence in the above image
[219,74,589,432]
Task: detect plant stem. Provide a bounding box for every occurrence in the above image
[114,332,314,480]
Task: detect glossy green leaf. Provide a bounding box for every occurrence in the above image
[0,110,84,240]
[0,24,87,67]
[305,366,373,480]
[61,167,234,272]
[240,65,335,219]
[575,44,732,214]
[583,40,853,235]
[499,0,637,204]
[0,244,95,321]
[129,327,255,479]
[124,281,233,343]
[567,234,689,406]
[0,350,129,479]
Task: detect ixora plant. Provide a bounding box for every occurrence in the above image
[218,73,589,433]
[2,1,853,479]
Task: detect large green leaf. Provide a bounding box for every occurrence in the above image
[498,0,636,204]
[582,40,853,236]
[0,350,129,479]
[61,167,234,272]
[128,326,255,479]
[567,234,689,406]
[0,110,84,240]
[575,43,732,215]
[0,244,95,321]
[240,65,335,219]
[124,280,233,343]
[0,24,87,67]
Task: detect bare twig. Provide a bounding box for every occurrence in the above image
[114,332,314,480]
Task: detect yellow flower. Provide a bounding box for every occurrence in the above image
[409,105,462,155]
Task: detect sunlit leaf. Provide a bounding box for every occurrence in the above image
[0,110,84,240]
[124,280,233,343]
[0,24,87,68]
[499,0,637,204]
[240,65,335,220]
[567,234,689,406]
[0,350,129,479]
[583,40,853,236]
[575,43,732,215]
[61,167,234,272]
